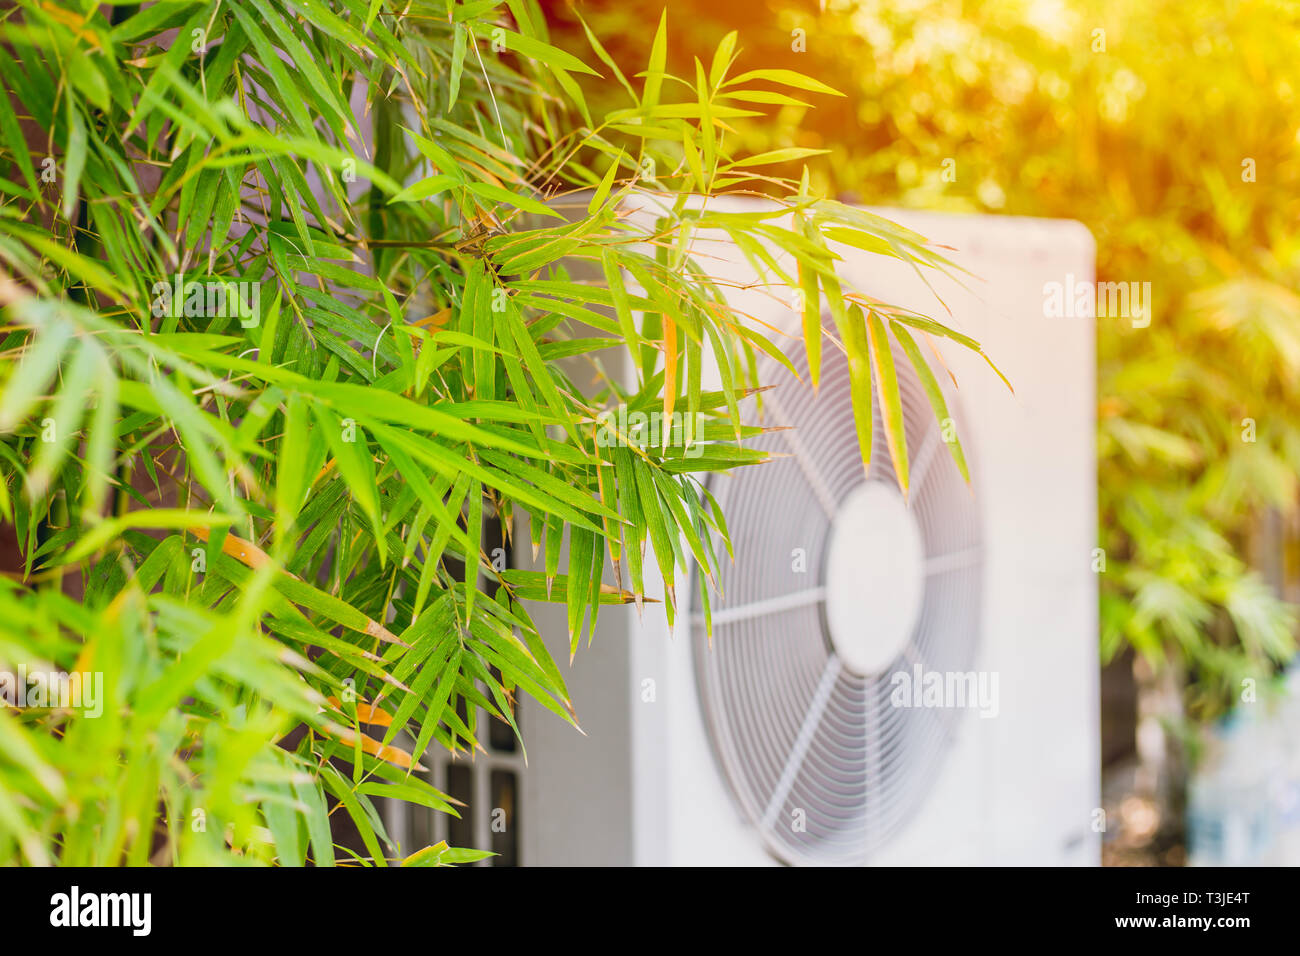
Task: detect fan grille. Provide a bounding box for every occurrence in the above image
[691,334,983,865]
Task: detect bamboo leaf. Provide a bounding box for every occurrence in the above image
[723,68,845,97]
[892,322,970,484]
[643,9,668,109]
[865,307,909,497]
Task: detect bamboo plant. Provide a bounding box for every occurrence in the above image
[0,0,984,865]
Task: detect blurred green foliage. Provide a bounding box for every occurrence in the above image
[545,0,1300,718]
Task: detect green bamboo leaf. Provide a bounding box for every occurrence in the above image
[66,510,236,563]
[81,351,118,519]
[388,173,459,204]
[61,97,86,223]
[501,299,576,443]
[709,31,739,90]
[26,339,93,498]
[723,148,830,169]
[695,57,716,178]
[315,405,386,566]
[642,9,668,109]
[449,23,468,110]
[576,10,639,102]
[275,393,311,542]
[5,228,129,301]
[468,24,600,76]
[410,647,465,760]
[587,151,623,215]
[682,127,705,192]
[723,68,845,97]
[865,307,909,497]
[566,525,593,650]
[0,88,36,195]
[543,509,562,596]
[797,226,823,388]
[382,635,455,747]
[717,88,812,107]
[632,456,677,608]
[0,319,70,432]
[464,479,483,621]
[840,304,875,479]
[892,322,970,484]
[466,181,562,219]
[601,248,643,362]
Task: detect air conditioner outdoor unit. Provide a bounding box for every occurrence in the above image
[398,199,1101,866]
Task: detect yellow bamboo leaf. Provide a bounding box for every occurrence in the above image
[326,696,395,727]
[321,722,424,770]
[662,317,678,450]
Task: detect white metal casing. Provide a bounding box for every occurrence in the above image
[517,199,1100,866]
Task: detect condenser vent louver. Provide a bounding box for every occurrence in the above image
[691,331,983,865]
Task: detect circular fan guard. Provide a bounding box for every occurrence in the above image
[691,333,983,865]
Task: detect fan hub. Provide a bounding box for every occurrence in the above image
[823,481,925,676]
